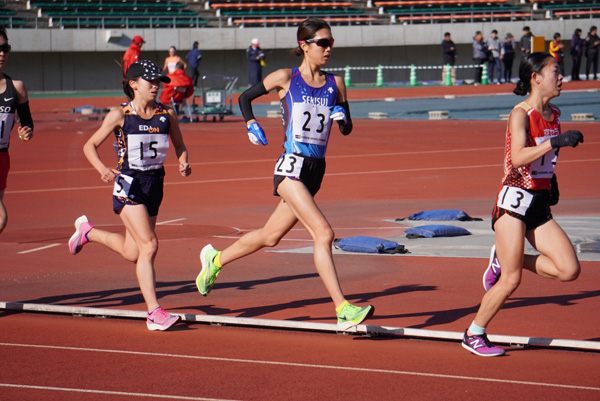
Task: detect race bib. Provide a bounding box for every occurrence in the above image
[497,185,534,216]
[126,133,169,171]
[292,102,332,146]
[274,154,304,179]
[113,174,134,197]
[530,136,558,179]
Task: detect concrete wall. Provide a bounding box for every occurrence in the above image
[5,18,599,91]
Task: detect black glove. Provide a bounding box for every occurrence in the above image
[549,173,559,206]
[550,130,584,148]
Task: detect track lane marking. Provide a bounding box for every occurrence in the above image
[1,342,598,392]
[0,383,238,401]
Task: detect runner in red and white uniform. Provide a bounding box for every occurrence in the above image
[0,27,34,234]
[462,53,584,357]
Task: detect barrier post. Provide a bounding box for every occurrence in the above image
[481,63,489,85]
[375,65,384,87]
[409,64,418,86]
[344,65,351,87]
[443,64,452,86]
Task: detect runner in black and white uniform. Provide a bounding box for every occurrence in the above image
[68,60,191,331]
[0,27,34,234]
[195,18,374,330]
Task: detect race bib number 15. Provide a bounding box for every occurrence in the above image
[497,185,534,216]
[274,154,304,179]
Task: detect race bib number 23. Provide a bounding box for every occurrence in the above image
[274,154,304,179]
[497,185,534,216]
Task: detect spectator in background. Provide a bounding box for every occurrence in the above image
[520,26,533,58]
[501,33,516,84]
[122,35,144,74]
[584,25,599,80]
[162,46,187,74]
[570,28,584,81]
[159,63,194,113]
[487,29,502,84]
[246,38,265,87]
[549,32,565,76]
[472,31,488,85]
[186,41,202,87]
[441,32,457,84]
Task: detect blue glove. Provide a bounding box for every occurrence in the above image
[330,105,347,124]
[247,122,267,146]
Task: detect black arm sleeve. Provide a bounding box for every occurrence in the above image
[238,81,269,123]
[17,101,34,130]
[336,101,352,136]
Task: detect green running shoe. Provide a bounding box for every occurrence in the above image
[336,303,374,330]
[196,244,221,296]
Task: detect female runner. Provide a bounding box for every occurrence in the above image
[195,17,374,329]
[0,27,34,234]
[463,53,583,356]
[68,60,191,331]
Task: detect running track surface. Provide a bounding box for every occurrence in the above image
[1,81,599,400]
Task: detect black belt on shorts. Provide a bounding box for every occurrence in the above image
[0,148,8,153]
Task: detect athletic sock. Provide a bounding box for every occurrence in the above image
[214,251,222,268]
[335,300,349,314]
[468,321,486,336]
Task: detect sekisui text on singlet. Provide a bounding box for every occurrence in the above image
[0,74,20,151]
[502,102,561,191]
[114,102,170,175]
[280,68,338,159]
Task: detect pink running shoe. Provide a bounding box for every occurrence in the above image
[146,307,180,331]
[68,215,94,255]
[461,330,505,357]
[482,245,501,291]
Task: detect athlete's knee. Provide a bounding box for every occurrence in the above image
[557,260,581,282]
[137,237,159,257]
[259,229,284,248]
[498,270,521,294]
[0,216,6,234]
[314,226,335,247]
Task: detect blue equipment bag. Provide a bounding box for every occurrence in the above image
[405,224,471,239]
[333,236,408,254]
[396,209,483,221]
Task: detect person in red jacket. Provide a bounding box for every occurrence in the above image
[122,35,144,74]
[159,63,194,110]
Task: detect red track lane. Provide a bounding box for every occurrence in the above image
[1,82,599,400]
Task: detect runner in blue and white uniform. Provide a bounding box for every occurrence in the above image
[0,27,34,234]
[195,18,374,330]
[68,60,192,331]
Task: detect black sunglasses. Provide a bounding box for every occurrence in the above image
[0,44,11,54]
[303,38,334,49]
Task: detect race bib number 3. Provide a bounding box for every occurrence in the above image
[497,185,534,216]
[113,174,134,197]
[274,154,304,179]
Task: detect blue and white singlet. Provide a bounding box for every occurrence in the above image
[280,68,338,159]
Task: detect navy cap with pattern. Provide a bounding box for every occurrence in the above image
[125,60,170,83]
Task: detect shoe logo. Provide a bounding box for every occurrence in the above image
[491,259,500,274]
[469,338,483,349]
[3,97,13,101]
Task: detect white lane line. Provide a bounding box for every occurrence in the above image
[1,342,598,392]
[6,158,599,195]
[0,383,238,401]
[17,243,61,254]
[157,218,187,225]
